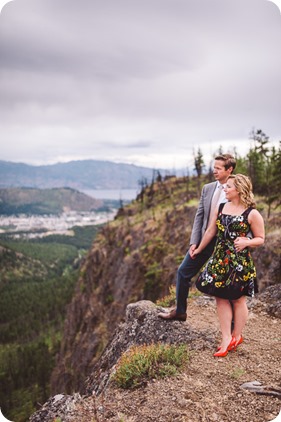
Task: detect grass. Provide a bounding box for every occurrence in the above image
[112,343,189,389]
[189,287,202,298]
[230,367,246,379]
[156,285,176,307]
[156,285,202,307]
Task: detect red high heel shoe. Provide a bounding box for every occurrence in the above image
[217,335,244,351]
[213,338,233,357]
[228,335,244,351]
[214,348,228,357]
[235,335,243,349]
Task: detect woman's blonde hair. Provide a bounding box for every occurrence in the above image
[227,174,256,208]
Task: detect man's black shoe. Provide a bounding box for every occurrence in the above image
[158,308,187,321]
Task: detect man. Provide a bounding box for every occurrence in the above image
[158,153,236,321]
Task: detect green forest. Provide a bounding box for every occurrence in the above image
[0,225,101,422]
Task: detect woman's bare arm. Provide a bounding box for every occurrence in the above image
[234,209,265,252]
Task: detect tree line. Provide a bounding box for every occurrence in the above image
[136,128,280,218]
[194,129,280,217]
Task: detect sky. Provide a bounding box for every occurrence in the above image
[0,0,280,171]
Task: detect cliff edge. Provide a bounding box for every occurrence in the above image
[30,286,281,422]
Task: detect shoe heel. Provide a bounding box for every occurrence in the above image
[228,335,243,351]
[227,336,237,351]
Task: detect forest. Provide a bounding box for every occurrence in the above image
[0,225,101,422]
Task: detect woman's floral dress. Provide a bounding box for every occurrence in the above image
[196,203,258,299]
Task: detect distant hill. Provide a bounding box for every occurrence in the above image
[0,187,103,215]
[0,160,168,190]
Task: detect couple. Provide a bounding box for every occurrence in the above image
[159,153,265,357]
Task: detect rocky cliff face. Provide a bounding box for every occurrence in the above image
[50,177,281,396]
[50,177,197,393]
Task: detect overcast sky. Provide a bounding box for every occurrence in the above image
[0,0,280,170]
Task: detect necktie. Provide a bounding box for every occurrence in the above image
[208,184,223,227]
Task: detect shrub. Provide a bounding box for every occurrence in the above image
[156,285,176,307]
[112,343,189,389]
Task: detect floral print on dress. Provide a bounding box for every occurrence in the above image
[196,204,257,299]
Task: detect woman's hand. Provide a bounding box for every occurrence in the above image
[234,236,249,252]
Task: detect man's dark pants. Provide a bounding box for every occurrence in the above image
[175,238,216,314]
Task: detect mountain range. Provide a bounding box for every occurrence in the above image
[0,160,171,190]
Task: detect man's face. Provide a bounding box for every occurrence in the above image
[213,160,233,184]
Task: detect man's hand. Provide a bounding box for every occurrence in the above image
[189,244,197,259]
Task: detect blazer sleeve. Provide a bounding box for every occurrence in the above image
[190,185,207,246]
[190,182,216,246]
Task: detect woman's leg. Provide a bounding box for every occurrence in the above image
[215,297,233,352]
[231,296,248,342]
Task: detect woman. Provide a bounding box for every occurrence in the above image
[194,174,265,357]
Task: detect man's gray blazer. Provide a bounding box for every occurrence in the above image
[190,181,219,247]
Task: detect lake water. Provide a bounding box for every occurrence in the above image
[82,188,138,200]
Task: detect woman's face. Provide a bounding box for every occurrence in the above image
[224,178,238,201]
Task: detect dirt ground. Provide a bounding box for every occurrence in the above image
[70,294,281,422]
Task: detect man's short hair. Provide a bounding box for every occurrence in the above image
[215,154,236,171]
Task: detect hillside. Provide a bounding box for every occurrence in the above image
[0,187,102,215]
[4,173,276,422]
[48,175,280,396]
[0,159,166,190]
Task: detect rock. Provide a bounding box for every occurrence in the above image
[30,300,216,421]
[53,394,65,403]
[240,381,281,398]
[29,393,83,422]
[241,381,264,393]
[84,300,215,395]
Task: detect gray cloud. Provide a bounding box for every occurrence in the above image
[0,0,280,169]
